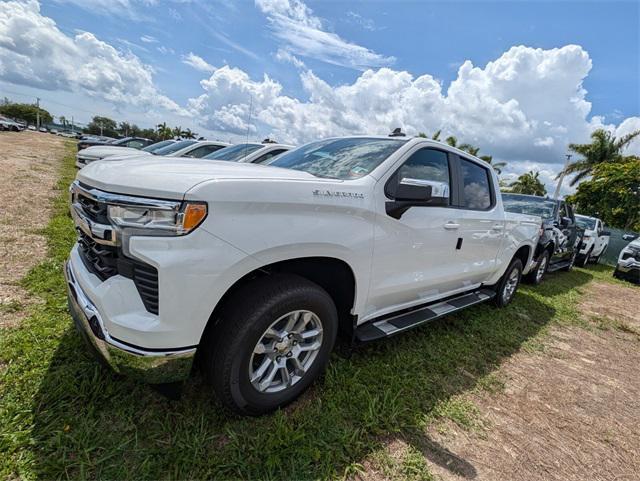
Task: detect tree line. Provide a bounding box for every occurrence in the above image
[0,100,53,126]
[84,116,200,141]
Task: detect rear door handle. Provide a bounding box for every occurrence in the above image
[492,224,504,231]
[444,222,460,230]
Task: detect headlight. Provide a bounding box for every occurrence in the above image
[108,201,207,236]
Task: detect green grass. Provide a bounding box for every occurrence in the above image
[0,144,625,480]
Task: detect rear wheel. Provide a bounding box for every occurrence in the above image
[493,258,523,307]
[203,274,338,416]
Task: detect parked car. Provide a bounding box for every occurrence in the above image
[574,214,610,266]
[614,235,640,284]
[99,140,231,163]
[202,141,293,163]
[76,139,176,168]
[502,193,582,284]
[0,116,25,131]
[27,125,37,131]
[39,127,48,133]
[77,136,151,151]
[65,133,541,414]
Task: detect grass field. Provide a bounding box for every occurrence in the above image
[0,143,634,480]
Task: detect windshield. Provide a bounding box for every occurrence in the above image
[269,137,406,179]
[575,216,597,230]
[112,137,134,145]
[153,140,197,155]
[502,194,557,219]
[142,140,174,153]
[203,143,263,161]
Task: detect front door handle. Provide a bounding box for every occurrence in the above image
[444,222,460,230]
[492,224,504,231]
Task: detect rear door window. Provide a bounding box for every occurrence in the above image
[460,158,492,210]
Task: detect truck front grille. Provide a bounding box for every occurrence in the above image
[77,231,118,278]
[77,188,109,224]
[76,232,159,315]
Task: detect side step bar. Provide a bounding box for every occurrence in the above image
[355,288,495,342]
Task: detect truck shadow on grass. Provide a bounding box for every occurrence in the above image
[29,269,593,480]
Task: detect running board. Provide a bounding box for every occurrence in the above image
[355,288,495,342]
[546,260,571,273]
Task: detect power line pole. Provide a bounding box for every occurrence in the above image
[554,154,572,199]
[36,97,40,129]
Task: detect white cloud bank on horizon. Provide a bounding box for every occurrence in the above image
[0,0,184,114]
[187,44,639,193]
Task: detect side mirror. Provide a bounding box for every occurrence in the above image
[394,178,441,200]
[600,230,611,236]
[622,234,638,241]
[386,178,449,219]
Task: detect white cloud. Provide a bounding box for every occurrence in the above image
[53,0,157,17]
[0,0,184,114]
[182,52,216,73]
[140,34,158,43]
[613,117,640,156]
[346,11,379,32]
[275,48,306,69]
[255,0,395,70]
[188,44,638,194]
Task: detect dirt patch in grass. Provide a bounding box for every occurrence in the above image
[580,281,640,331]
[0,131,68,328]
[418,324,640,481]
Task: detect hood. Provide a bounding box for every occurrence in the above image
[628,239,640,250]
[76,156,319,199]
[78,145,142,159]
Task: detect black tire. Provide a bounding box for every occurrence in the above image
[561,250,577,271]
[203,274,338,416]
[579,248,591,267]
[493,258,523,307]
[524,251,549,285]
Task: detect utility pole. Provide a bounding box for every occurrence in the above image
[99,122,104,136]
[71,116,74,133]
[554,154,572,199]
[36,97,40,129]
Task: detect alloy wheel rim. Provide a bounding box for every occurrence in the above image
[503,268,519,302]
[249,310,323,394]
[536,256,547,282]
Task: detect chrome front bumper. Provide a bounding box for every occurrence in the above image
[64,261,196,383]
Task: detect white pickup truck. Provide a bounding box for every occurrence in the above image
[575,214,610,266]
[64,135,540,414]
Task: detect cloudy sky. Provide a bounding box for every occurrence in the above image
[1,0,638,193]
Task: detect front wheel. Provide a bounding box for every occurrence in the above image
[524,251,549,285]
[493,258,523,307]
[203,274,338,416]
[562,250,578,272]
[579,247,591,267]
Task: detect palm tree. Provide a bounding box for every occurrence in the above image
[445,135,507,174]
[479,155,507,175]
[559,128,640,186]
[182,128,197,139]
[157,122,174,140]
[509,171,547,196]
[417,130,441,140]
